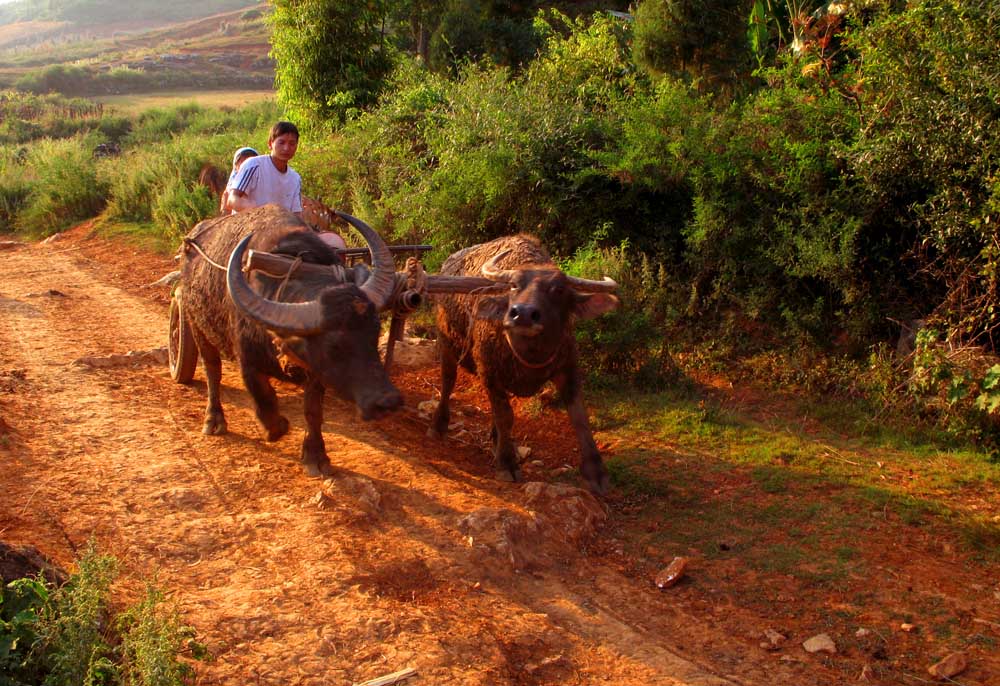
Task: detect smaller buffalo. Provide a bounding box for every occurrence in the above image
[178,205,402,476]
[197,163,227,199]
[429,235,619,494]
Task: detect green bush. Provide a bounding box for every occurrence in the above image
[0,543,202,686]
[14,136,106,237]
[0,149,31,232]
[331,13,642,256]
[152,182,217,243]
[39,547,118,686]
[565,232,682,389]
[118,585,201,686]
[850,0,1000,345]
[1,575,48,685]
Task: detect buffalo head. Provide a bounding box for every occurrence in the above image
[476,250,620,364]
[226,213,402,421]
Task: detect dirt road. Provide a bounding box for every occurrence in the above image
[0,235,815,685]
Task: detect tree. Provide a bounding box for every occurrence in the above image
[428,0,541,73]
[633,0,753,93]
[269,0,396,126]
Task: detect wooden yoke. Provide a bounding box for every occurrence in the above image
[244,248,508,371]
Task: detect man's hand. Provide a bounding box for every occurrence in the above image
[229,189,254,213]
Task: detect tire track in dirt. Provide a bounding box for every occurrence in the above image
[0,241,810,685]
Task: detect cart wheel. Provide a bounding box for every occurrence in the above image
[168,289,198,384]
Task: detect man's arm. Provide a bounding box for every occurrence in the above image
[229,189,256,213]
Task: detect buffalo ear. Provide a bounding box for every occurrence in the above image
[474,295,509,322]
[574,292,619,320]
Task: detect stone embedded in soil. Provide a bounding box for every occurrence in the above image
[802,633,837,654]
[760,629,787,650]
[456,507,543,571]
[522,481,607,546]
[654,556,689,589]
[927,652,968,680]
[74,348,168,368]
[416,399,438,419]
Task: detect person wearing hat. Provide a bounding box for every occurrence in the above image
[219,146,258,213]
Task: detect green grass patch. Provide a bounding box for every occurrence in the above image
[94,218,179,255]
[604,450,669,499]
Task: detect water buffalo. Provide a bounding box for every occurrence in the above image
[178,204,403,476]
[428,234,620,494]
[197,163,227,198]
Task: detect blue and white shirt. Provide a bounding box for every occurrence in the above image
[229,155,303,213]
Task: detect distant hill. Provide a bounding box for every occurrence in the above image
[0,0,254,27]
[0,2,273,94]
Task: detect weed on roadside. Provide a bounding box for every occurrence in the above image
[0,541,204,686]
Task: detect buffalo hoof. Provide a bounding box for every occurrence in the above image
[202,415,227,436]
[582,464,610,496]
[265,416,289,442]
[495,467,523,483]
[303,459,334,478]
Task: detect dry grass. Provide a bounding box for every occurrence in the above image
[93,89,274,113]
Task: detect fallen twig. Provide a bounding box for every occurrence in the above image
[818,444,863,467]
[353,667,417,686]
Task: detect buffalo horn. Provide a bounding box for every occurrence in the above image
[566,274,619,293]
[334,211,395,311]
[227,234,327,336]
[481,249,518,282]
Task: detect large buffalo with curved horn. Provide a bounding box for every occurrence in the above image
[428,234,619,494]
[177,204,402,476]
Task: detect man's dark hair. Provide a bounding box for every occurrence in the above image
[268,121,299,143]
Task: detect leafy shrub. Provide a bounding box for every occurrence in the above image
[38,546,118,686]
[152,182,216,243]
[632,0,753,93]
[118,585,202,686]
[14,64,91,96]
[850,0,1000,346]
[907,328,1000,460]
[0,575,48,685]
[565,231,683,389]
[0,149,31,231]
[0,542,202,686]
[334,13,642,255]
[14,136,106,237]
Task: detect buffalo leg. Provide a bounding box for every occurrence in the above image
[193,330,227,436]
[554,371,609,495]
[240,366,289,441]
[428,339,459,439]
[301,376,332,477]
[485,382,521,482]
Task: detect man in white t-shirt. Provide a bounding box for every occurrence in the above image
[229,121,303,215]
